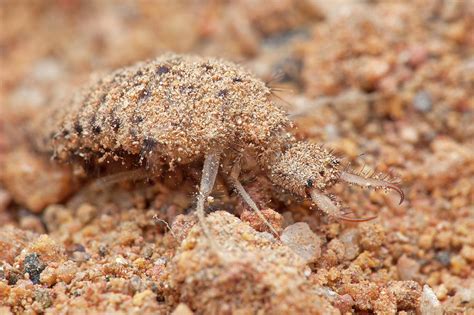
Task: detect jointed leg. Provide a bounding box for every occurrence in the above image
[92,168,150,189]
[196,152,222,256]
[229,160,280,238]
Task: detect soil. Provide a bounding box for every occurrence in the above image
[0,0,472,314]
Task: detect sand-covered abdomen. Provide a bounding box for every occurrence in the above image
[32,54,289,166]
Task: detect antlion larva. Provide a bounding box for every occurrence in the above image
[30,53,403,256]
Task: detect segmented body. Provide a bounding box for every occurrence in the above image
[30,53,403,241]
[33,54,288,169]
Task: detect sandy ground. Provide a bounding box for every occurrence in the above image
[0,0,473,314]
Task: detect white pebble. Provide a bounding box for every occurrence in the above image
[281,222,321,264]
[420,285,443,315]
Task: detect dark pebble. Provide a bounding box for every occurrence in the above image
[98,244,108,257]
[435,250,451,266]
[24,253,46,284]
[7,269,22,285]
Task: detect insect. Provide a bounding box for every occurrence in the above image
[31,53,403,256]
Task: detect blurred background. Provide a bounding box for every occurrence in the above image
[1,0,473,143]
[1,0,472,130]
[0,1,473,313]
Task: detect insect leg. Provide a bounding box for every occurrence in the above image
[196,151,223,258]
[91,168,150,189]
[229,160,280,238]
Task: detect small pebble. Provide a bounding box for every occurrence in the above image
[19,215,45,234]
[358,223,385,251]
[400,126,419,143]
[339,228,360,261]
[407,45,428,67]
[76,203,97,225]
[460,245,474,262]
[435,284,448,301]
[450,255,468,275]
[418,233,434,249]
[172,303,194,315]
[397,254,420,281]
[71,251,90,263]
[387,280,422,310]
[420,285,443,315]
[129,275,144,293]
[240,208,283,234]
[0,189,11,212]
[435,250,451,266]
[413,91,432,112]
[56,261,78,284]
[23,253,45,285]
[132,289,154,306]
[281,222,321,264]
[34,288,53,309]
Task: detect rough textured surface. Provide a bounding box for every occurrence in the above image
[165,211,337,314]
[281,222,322,263]
[32,54,289,166]
[26,52,382,223]
[1,148,74,212]
[240,207,284,234]
[420,284,443,315]
[1,0,473,314]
